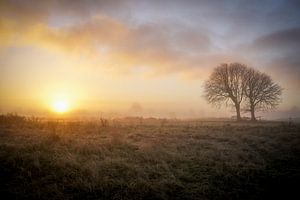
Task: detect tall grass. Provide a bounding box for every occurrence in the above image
[0,114,299,199]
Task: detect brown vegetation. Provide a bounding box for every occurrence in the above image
[0,114,299,199]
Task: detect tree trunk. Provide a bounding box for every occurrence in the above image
[235,103,242,121]
[250,104,256,121]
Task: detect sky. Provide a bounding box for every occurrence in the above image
[0,0,300,118]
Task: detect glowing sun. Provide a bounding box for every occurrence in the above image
[52,100,69,113]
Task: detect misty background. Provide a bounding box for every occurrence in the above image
[0,0,300,120]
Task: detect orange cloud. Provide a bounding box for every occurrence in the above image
[0,12,219,77]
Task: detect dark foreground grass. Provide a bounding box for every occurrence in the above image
[0,115,299,200]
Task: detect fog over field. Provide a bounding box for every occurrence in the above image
[1,0,300,199]
[0,0,300,119]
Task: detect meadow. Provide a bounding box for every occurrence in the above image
[0,114,299,200]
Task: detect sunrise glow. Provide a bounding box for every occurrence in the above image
[52,100,69,113]
[0,0,299,119]
[1,1,299,200]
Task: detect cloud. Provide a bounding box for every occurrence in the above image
[238,27,300,88]
[252,27,300,52]
[0,0,133,22]
[1,0,300,81]
[0,11,216,76]
[1,0,299,117]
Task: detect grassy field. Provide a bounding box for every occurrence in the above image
[0,114,299,200]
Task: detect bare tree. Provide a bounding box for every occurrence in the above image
[204,63,248,121]
[244,68,282,121]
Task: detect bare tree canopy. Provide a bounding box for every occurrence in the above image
[204,63,248,121]
[244,69,283,121]
[204,63,282,121]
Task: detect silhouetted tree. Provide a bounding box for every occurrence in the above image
[244,68,282,121]
[204,63,248,121]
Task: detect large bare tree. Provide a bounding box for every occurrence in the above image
[204,63,248,121]
[244,68,283,121]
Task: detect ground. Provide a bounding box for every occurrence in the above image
[0,114,299,200]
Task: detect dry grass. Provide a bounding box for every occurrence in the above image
[0,114,299,199]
